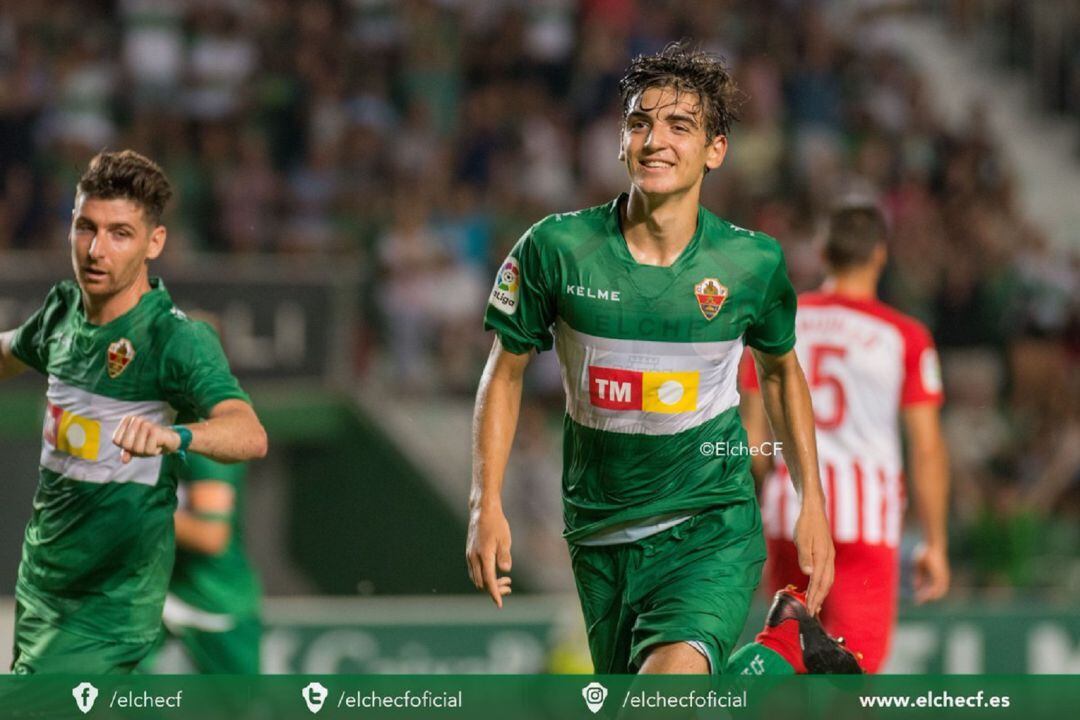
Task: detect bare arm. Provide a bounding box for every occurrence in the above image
[0,330,28,381]
[902,402,950,604]
[113,398,268,464]
[174,481,235,556]
[466,337,531,608]
[752,347,834,615]
[738,387,774,486]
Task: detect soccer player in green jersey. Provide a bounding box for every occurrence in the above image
[467,44,859,675]
[158,454,261,674]
[0,150,268,674]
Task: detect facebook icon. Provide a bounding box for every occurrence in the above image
[71,682,98,714]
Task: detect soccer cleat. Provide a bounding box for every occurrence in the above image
[763,585,864,674]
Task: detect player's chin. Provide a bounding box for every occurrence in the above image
[77,276,113,294]
[632,175,685,196]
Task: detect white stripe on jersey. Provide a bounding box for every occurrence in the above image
[39,375,176,485]
[554,318,743,435]
[884,468,903,547]
[862,462,883,544]
[764,460,906,548]
[832,461,859,543]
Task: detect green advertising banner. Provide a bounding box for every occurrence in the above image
[246,598,1080,675]
[0,675,1077,720]
[6,598,1079,676]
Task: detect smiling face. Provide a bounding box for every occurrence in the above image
[70,193,166,308]
[619,85,728,199]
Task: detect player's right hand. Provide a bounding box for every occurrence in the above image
[112,415,181,464]
[466,507,513,608]
[794,501,835,616]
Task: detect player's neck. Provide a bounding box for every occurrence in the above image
[824,272,878,300]
[621,187,699,267]
[82,275,152,326]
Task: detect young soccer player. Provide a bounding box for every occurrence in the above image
[740,205,950,672]
[467,44,858,675]
[0,150,267,674]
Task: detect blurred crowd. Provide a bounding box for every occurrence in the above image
[941,0,1080,143]
[0,0,1076,596]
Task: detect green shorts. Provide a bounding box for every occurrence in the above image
[170,615,262,674]
[569,499,766,674]
[11,600,156,675]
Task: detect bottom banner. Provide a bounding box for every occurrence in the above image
[0,675,1075,719]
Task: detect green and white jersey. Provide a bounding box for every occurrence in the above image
[484,195,796,542]
[10,278,249,643]
[167,455,260,628]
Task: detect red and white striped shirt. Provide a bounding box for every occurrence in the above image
[741,291,943,548]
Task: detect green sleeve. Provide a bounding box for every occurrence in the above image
[182,453,244,487]
[744,251,797,355]
[160,320,250,419]
[10,284,68,373]
[180,453,243,521]
[483,228,557,355]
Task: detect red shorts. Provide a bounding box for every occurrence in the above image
[764,538,899,673]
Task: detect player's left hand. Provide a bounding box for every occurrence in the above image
[913,542,950,604]
[794,501,834,616]
[112,415,181,464]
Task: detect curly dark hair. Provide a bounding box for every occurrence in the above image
[618,41,742,140]
[77,149,173,226]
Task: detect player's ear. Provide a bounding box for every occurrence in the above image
[146,225,166,261]
[705,134,728,171]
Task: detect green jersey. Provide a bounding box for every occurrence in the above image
[168,455,260,622]
[10,278,249,643]
[484,195,797,542]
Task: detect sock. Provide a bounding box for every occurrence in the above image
[755,616,806,673]
[725,617,805,675]
[725,641,797,675]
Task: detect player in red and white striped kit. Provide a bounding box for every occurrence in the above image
[740,205,951,673]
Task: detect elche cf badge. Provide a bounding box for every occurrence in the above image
[107,338,135,378]
[694,278,728,321]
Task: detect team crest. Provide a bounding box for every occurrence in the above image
[107,338,135,378]
[694,278,729,321]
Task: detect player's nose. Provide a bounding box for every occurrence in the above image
[643,126,660,149]
[87,232,106,259]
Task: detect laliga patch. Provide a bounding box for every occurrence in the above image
[107,338,135,378]
[489,257,520,315]
[694,278,728,321]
